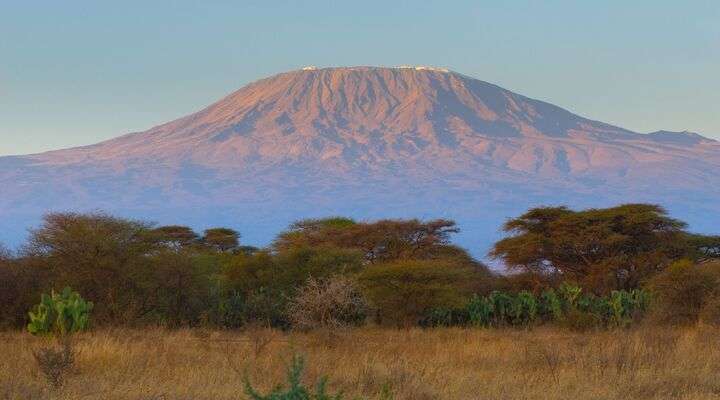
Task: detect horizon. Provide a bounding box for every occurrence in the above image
[1,1,719,156]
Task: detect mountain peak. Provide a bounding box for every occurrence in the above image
[1,66,719,254]
[24,67,716,175]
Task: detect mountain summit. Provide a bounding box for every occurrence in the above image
[2,67,719,253]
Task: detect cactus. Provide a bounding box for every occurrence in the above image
[540,289,563,321]
[28,287,93,337]
[509,291,538,325]
[488,291,514,326]
[466,294,493,327]
[557,283,582,310]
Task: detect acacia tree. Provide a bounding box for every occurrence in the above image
[684,234,720,263]
[359,259,475,327]
[490,204,691,292]
[152,225,200,250]
[203,228,240,252]
[26,212,160,323]
[274,217,462,263]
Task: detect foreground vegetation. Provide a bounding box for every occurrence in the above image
[3,326,720,400]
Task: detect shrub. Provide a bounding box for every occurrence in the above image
[144,250,216,327]
[27,287,93,336]
[509,291,538,325]
[466,294,493,327]
[0,258,46,329]
[359,259,475,327]
[244,354,344,400]
[539,289,563,321]
[288,276,367,331]
[462,286,648,329]
[217,291,246,329]
[221,246,365,328]
[646,260,720,325]
[244,288,290,328]
[33,341,75,390]
[420,307,469,327]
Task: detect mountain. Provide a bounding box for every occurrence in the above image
[1,66,719,256]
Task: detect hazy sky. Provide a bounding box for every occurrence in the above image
[1,1,718,156]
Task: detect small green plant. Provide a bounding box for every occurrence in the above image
[244,354,344,400]
[28,287,93,336]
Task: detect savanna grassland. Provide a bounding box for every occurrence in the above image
[3,204,720,399]
[2,326,720,400]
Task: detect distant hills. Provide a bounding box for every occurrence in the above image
[2,66,718,256]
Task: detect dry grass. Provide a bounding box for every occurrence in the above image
[2,325,720,399]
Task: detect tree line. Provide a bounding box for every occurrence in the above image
[1,203,719,330]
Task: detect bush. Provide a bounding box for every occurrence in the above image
[420,307,469,327]
[221,246,365,328]
[288,276,367,331]
[33,340,75,390]
[0,258,47,329]
[216,291,246,329]
[143,250,217,327]
[646,260,720,325]
[462,285,648,329]
[359,259,475,327]
[27,287,93,336]
[244,354,344,400]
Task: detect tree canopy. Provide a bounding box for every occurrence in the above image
[490,204,698,292]
[275,217,464,264]
[203,228,240,252]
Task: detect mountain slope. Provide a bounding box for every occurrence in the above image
[1,66,718,254]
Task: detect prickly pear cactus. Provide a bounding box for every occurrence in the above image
[28,287,93,336]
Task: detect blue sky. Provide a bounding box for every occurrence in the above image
[1,0,718,156]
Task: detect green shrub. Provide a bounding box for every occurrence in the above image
[244,354,343,400]
[217,291,246,329]
[487,291,514,326]
[539,289,563,321]
[460,286,648,329]
[27,287,93,336]
[467,294,493,327]
[359,259,474,327]
[420,307,469,327]
[509,291,538,325]
[557,282,582,310]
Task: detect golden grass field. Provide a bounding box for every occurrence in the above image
[2,326,720,400]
